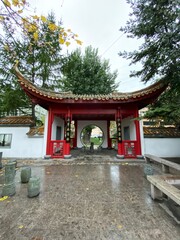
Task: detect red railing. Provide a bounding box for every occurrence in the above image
[122,140,137,158]
[110,139,137,158]
[50,140,65,158]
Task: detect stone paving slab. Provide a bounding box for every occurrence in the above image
[0,162,180,240]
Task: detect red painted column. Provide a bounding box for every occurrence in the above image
[74,120,77,148]
[134,108,142,155]
[46,109,53,155]
[116,110,123,155]
[64,110,71,156]
[107,120,111,148]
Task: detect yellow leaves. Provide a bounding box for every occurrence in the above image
[17,9,23,13]
[121,162,129,165]
[14,59,19,65]
[76,39,83,45]
[59,29,82,47]
[12,0,19,7]
[0,16,5,22]
[3,0,11,7]
[59,37,65,45]
[63,32,68,37]
[0,196,8,201]
[29,24,37,33]
[18,225,24,229]
[1,1,82,48]
[41,15,47,23]
[33,31,38,41]
[117,224,123,229]
[32,15,39,20]
[4,44,9,51]
[48,23,57,31]
[65,41,71,47]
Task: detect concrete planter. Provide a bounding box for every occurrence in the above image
[2,182,16,196]
[0,152,3,169]
[2,162,16,196]
[21,167,31,183]
[28,177,40,198]
[4,162,16,184]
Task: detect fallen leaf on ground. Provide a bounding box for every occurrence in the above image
[18,225,24,229]
[0,196,8,201]
[117,224,123,229]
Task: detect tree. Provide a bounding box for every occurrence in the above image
[60,46,118,94]
[0,32,31,116]
[20,12,63,89]
[0,12,64,118]
[144,87,180,126]
[119,0,180,126]
[0,0,82,47]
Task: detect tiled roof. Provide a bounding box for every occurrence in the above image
[0,116,35,126]
[144,127,180,138]
[26,126,44,136]
[14,65,166,102]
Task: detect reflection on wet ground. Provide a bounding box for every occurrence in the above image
[0,161,180,240]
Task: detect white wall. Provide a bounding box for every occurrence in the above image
[143,138,180,158]
[0,127,44,158]
[77,120,108,148]
[122,117,136,140]
[140,120,145,155]
[52,116,64,140]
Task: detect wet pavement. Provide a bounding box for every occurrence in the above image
[0,158,180,240]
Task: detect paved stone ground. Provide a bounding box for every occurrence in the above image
[0,159,180,240]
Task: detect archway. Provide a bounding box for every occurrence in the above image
[80,125,104,149]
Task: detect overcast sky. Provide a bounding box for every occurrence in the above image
[31,0,151,92]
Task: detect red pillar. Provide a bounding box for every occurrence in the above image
[46,109,53,155]
[64,110,71,156]
[74,120,77,148]
[116,110,123,155]
[107,120,111,149]
[134,109,142,155]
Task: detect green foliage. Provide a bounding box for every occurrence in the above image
[144,88,180,126]
[120,0,180,125]
[90,137,103,146]
[0,12,63,117]
[19,12,63,88]
[60,46,118,94]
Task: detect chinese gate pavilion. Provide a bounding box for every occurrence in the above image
[14,66,166,159]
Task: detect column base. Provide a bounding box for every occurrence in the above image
[64,155,72,159]
[44,155,51,159]
[116,154,125,159]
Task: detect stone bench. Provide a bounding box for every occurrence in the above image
[147,175,180,206]
[144,154,180,173]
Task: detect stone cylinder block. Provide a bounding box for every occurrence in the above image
[27,177,40,198]
[21,167,31,183]
[4,162,16,184]
[2,182,16,196]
